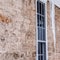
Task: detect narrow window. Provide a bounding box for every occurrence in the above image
[37,0,46,60]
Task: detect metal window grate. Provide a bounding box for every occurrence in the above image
[37,0,46,60]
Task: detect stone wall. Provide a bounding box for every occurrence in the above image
[0,0,36,60]
[0,0,60,60]
[55,6,60,60]
[47,1,55,60]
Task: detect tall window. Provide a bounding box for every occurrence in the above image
[37,0,46,60]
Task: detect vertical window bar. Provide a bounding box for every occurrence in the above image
[43,43,44,60]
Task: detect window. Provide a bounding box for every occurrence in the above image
[37,0,46,60]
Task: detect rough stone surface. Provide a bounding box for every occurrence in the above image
[55,6,60,60]
[0,0,36,60]
[47,1,55,60]
[0,0,60,60]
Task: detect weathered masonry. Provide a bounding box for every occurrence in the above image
[0,0,60,60]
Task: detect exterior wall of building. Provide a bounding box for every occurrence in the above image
[55,6,60,60]
[47,1,55,60]
[47,1,60,60]
[0,0,36,60]
[0,0,60,60]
